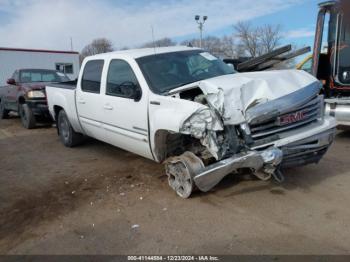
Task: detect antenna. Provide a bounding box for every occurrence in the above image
[151,25,156,54]
[70,37,73,51]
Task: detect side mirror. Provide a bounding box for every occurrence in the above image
[131,85,142,102]
[120,82,142,101]
[7,78,16,85]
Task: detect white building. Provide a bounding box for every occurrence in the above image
[0,47,80,85]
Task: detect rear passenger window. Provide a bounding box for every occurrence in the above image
[106,60,139,97]
[81,60,104,93]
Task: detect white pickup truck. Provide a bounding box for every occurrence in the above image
[46,46,336,198]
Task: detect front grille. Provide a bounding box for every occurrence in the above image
[250,95,323,146]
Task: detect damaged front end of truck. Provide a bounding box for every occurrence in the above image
[161,70,336,198]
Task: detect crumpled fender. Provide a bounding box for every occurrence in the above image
[148,94,208,162]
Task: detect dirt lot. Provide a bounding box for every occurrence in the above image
[1,116,350,255]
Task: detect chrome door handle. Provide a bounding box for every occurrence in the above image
[103,105,114,110]
[77,99,86,104]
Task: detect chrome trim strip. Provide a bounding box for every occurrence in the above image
[133,126,148,132]
[79,116,148,136]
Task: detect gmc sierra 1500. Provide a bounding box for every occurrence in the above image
[46,46,336,198]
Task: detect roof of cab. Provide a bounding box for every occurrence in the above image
[90,46,201,60]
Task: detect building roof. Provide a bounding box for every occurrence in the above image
[91,46,201,59]
[0,47,79,55]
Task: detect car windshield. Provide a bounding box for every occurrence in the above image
[136,50,235,94]
[19,69,70,83]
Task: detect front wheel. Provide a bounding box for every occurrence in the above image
[18,103,36,129]
[57,110,84,147]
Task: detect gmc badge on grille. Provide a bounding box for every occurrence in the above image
[277,111,307,126]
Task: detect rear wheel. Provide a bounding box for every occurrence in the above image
[18,103,36,129]
[57,110,84,147]
[0,99,10,119]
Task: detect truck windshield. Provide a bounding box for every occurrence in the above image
[136,50,235,94]
[19,69,70,83]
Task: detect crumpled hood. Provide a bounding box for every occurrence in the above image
[196,69,320,125]
[179,69,321,160]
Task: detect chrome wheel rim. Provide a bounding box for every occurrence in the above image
[59,116,69,141]
[166,161,193,198]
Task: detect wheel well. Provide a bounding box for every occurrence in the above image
[53,106,63,135]
[53,105,63,121]
[153,130,207,163]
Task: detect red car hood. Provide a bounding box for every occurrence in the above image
[21,82,51,92]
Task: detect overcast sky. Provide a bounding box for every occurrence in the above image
[0,0,319,52]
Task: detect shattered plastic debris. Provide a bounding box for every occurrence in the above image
[131,224,140,229]
[180,108,223,160]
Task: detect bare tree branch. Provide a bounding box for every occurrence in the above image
[234,21,282,58]
[141,37,177,48]
[259,24,282,53]
[81,38,114,60]
[181,35,242,59]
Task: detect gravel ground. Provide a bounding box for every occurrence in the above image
[1,116,350,255]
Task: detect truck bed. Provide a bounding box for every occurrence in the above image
[48,80,77,89]
[46,81,83,134]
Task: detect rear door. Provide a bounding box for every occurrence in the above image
[101,58,152,159]
[76,60,106,140]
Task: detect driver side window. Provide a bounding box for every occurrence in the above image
[106,59,139,98]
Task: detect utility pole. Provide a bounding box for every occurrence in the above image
[195,15,208,48]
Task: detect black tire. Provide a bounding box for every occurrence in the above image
[18,103,36,129]
[57,110,84,147]
[0,99,10,119]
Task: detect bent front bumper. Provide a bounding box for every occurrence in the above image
[193,147,283,192]
[193,118,336,192]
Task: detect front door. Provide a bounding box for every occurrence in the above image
[101,59,152,159]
